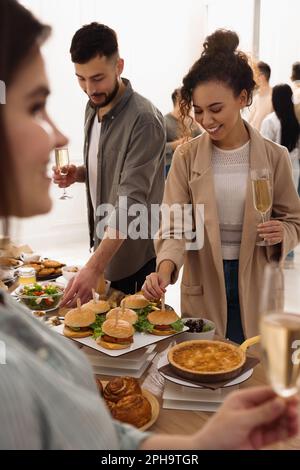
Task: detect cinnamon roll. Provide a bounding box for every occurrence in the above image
[103,376,142,403]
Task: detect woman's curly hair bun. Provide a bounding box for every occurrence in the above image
[203,29,239,56]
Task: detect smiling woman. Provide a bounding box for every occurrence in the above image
[143,29,300,345]
[180,29,255,146]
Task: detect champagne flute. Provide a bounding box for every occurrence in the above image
[259,263,300,398]
[251,168,272,246]
[54,147,72,200]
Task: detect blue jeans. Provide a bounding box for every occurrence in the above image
[165,164,171,178]
[223,260,245,344]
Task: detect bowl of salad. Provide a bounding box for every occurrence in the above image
[16,282,64,311]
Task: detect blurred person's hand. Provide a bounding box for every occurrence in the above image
[52,164,77,188]
[141,386,299,450]
[194,386,299,450]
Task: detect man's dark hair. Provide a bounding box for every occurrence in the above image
[70,22,119,64]
[291,62,300,82]
[257,61,271,82]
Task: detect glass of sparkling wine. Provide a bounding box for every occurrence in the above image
[251,168,272,246]
[260,263,300,397]
[54,147,72,200]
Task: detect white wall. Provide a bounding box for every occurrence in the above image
[199,0,300,87]
[204,0,254,54]
[15,0,206,249]
[259,0,300,86]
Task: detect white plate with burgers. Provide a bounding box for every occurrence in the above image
[52,303,188,357]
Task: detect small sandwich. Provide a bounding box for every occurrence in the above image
[97,318,134,350]
[106,307,138,326]
[64,306,96,338]
[147,309,184,336]
[83,299,110,319]
[121,293,155,316]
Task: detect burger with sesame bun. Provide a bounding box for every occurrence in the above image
[97,319,135,350]
[106,307,138,326]
[147,310,184,336]
[64,306,96,338]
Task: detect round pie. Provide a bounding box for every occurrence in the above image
[168,340,245,382]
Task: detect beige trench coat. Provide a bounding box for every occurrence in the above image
[155,122,300,338]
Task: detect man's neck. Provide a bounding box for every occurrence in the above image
[98,79,126,120]
[258,83,271,96]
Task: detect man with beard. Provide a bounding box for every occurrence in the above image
[53,23,165,306]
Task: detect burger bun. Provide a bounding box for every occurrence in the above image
[96,338,131,350]
[102,319,134,338]
[64,307,96,328]
[106,307,138,325]
[63,326,93,338]
[147,309,179,326]
[83,299,110,315]
[121,294,149,310]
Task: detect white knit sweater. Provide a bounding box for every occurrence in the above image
[212,141,250,260]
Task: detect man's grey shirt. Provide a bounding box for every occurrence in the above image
[84,79,166,281]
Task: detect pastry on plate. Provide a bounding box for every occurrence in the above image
[111,393,152,428]
[103,376,142,403]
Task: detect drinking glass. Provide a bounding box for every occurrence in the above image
[251,168,272,246]
[259,263,300,397]
[54,147,72,200]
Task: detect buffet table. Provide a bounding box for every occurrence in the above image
[8,282,300,450]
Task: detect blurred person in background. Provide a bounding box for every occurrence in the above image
[291,61,300,197]
[291,61,300,123]
[248,61,273,131]
[261,84,300,268]
[261,84,300,190]
[0,0,299,451]
[164,88,201,176]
